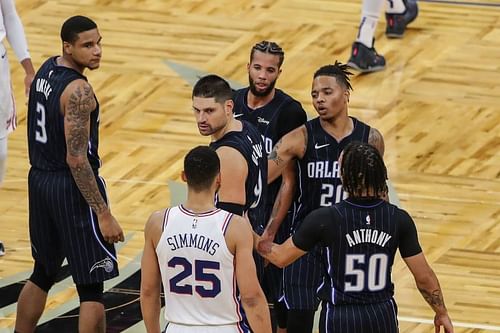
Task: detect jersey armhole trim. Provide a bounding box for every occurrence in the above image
[162,208,171,232]
[222,212,234,235]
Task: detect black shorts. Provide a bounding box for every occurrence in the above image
[282,246,323,310]
[28,168,119,285]
[319,298,399,333]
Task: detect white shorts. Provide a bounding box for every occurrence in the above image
[164,322,244,333]
[0,42,16,139]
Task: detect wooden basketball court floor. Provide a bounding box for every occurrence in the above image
[0,0,499,332]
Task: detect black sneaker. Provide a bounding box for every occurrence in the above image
[386,0,419,38]
[347,41,386,73]
[0,241,5,256]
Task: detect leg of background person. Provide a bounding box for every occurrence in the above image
[347,0,387,73]
[386,0,406,14]
[15,281,49,333]
[356,0,385,48]
[0,136,6,255]
[79,302,106,333]
[0,135,7,185]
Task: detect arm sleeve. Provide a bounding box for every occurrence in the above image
[277,100,307,138]
[397,209,423,258]
[1,0,30,61]
[292,207,335,251]
[217,201,244,216]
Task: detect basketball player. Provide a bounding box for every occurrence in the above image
[141,146,272,333]
[15,16,124,333]
[258,142,454,333]
[0,0,36,255]
[347,0,418,73]
[266,62,385,333]
[232,40,307,332]
[192,74,267,234]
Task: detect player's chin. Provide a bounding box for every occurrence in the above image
[88,62,101,70]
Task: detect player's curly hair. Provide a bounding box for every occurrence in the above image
[313,61,353,91]
[341,141,387,198]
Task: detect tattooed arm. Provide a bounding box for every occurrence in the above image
[404,253,454,333]
[368,127,385,157]
[268,125,307,183]
[62,80,124,243]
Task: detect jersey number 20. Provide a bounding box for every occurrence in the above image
[168,257,221,298]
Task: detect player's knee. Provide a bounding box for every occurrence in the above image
[29,261,57,293]
[76,282,104,304]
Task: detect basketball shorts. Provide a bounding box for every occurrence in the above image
[28,168,119,285]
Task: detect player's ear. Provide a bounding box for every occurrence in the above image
[63,41,72,55]
[345,89,350,103]
[181,170,187,183]
[224,99,234,115]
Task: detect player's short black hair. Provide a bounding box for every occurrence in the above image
[250,40,285,67]
[313,61,353,91]
[192,74,233,104]
[341,142,387,198]
[184,146,220,192]
[61,16,98,44]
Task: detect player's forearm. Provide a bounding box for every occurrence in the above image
[20,58,35,75]
[140,295,161,333]
[265,177,295,238]
[67,156,108,215]
[241,292,272,333]
[416,271,448,316]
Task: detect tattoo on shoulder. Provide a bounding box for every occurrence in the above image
[368,127,385,156]
[66,84,96,157]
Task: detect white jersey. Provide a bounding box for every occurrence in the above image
[156,205,246,328]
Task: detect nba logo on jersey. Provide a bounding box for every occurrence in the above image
[366,214,371,225]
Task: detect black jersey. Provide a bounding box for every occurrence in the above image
[27,56,101,172]
[293,117,370,226]
[293,198,422,305]
[209,120,267,231]
[233,87,307,221]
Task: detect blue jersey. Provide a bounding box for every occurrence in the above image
[210,121,267,232]
[293,117,370,226]
[233,88,306,223]
[27,56,101,172]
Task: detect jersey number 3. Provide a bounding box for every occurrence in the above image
[168,256,221,298]
[35,102,48,144]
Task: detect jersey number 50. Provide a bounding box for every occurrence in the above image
[344,253,388,292]
[168,257,221,298]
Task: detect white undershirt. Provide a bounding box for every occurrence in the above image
[0,0,30,61]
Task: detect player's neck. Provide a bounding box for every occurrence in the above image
[212,118,242,141]
[58,55,85,74]
[184,190,217,213]
[247,89,275,109]
[320,113,353,142]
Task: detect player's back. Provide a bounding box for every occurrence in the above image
[318,198,400,305]
[27,56,101,172]
[157,205,244,326]
[209,120,267,232]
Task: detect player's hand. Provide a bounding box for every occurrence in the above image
[260,228,275,243]
[257,238,273,255]
[98,211,125,244]
[434,313,453,333]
